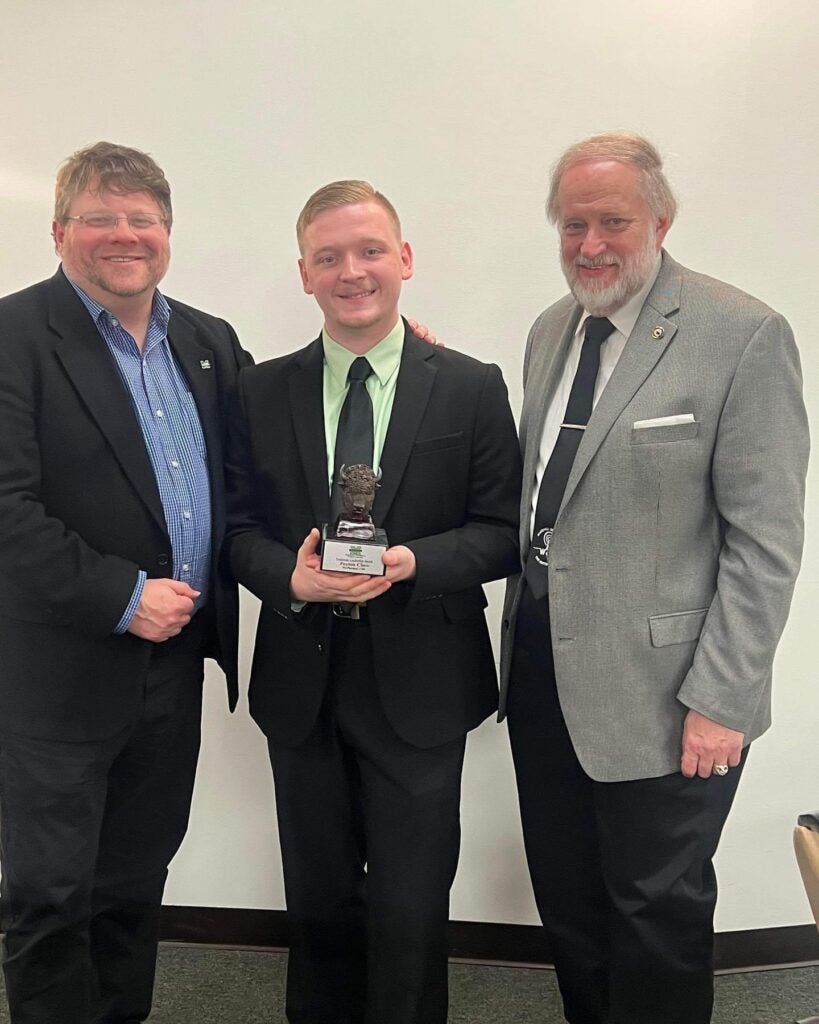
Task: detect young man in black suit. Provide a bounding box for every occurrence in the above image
[226,180,521,1024]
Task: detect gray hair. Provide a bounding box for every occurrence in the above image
[546,131,677,226]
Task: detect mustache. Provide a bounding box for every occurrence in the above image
[574,254,621,268]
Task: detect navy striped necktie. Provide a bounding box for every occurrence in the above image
[524,316,616,599]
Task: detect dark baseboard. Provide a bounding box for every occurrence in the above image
[159,906,819,971]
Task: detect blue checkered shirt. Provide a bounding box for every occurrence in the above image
[67,277,212,633]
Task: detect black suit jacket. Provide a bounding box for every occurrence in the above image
[226,324,522,749]
[0,268,251,740]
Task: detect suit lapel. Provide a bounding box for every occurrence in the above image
[373,331,436,524]
[167,310,220,473]
[559,255,682,516]
[49,271,167,534]
[288,337,331,524]
[167,309,224,534]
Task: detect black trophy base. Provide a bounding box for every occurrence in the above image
[320,524,388,575]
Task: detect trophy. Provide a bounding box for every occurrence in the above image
[320,464,389,575]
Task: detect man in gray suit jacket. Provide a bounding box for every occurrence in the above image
[501,131,809,1024]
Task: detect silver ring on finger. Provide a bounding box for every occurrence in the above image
[712,764,729,777]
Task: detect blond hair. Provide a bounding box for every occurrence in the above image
[296,180,401,252]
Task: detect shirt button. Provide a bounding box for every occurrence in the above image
[182,563,190,572]
[183,511,191,519]
[156,410,164,418]
[171,460,180,468]
[157,553,170,566]
[111,318,120,327]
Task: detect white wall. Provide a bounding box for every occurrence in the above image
[2,0,817,935]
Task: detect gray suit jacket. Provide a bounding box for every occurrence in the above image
[500,252,809,781]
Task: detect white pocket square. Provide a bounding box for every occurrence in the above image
[633,413,696,429]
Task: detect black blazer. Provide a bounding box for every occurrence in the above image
[226,324,522,749]
[0,268,251,739]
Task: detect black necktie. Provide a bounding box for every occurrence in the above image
[524,316,616,599]
[330,356,374,521]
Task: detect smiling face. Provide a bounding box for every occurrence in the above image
[557,159,669,316]
[53,185,171,312]
[298,201,413,352]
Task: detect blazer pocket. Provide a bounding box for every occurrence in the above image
[648,608,708,648]
[630,421,699,445]
[411,431,465,455]
[439,588,488,623]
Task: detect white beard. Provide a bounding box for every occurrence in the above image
[562,231,659,317]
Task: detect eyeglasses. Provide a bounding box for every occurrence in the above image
[65,213,166,231]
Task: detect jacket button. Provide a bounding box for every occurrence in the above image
[157,553,170,566]
[503,618,510,629]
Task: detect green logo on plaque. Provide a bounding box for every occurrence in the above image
[350,546,363,554]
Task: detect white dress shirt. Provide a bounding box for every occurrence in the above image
[529,257,662,540]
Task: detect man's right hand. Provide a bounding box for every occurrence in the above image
[127,578,200,642]
[290,528,392,604]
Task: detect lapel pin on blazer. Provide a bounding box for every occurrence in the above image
[199,359,211,369]
[652,326,665,339]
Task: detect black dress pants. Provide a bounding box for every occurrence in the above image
[0,619,205,1024]
[507,584,745,1024]
[269,614,466,1024]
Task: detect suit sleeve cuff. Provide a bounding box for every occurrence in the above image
[113,571,147,635]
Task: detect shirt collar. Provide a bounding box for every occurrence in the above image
[575,253,662,342]
[63,267,171,333]
[322,317,405,388]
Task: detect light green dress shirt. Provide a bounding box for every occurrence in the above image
[321,318,404,490]
[290,319,405,610]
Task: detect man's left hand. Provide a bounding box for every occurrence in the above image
[680,709,744,779]
[382,545,417,583]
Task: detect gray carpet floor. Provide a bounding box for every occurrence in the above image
[1,946,816,1022]
[136,947,819,1023]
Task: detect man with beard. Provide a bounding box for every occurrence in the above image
[0,142,251,1024]
[499,132,809,1024]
